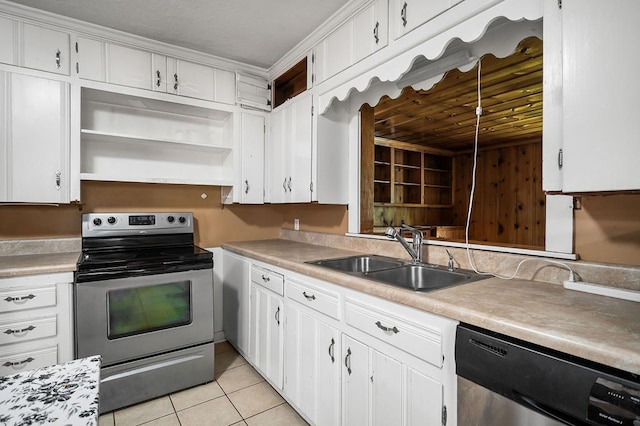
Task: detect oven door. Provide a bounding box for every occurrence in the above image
[75,269,213,365]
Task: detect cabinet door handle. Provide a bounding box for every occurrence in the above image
[375,321,399,334]
[401,2,408,27]
[328,338,335,363]
[374,21,380,44]
[275,306,280,325]
[287,177,292,192]
[156,70,162,88]
[55,49,61,69]
[245,180,250,194]
[4,325,36,335]
[174,73,179,90]
[302,291,316,301]
[261,274,270,282]
[344,347,352,375]
[4,294,36,303]
[3,357,34,367]
[55,170,61,190]
[283,178,288,192]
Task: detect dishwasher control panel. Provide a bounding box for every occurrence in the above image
[588,377,640,426]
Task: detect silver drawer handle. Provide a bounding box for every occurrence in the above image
[303,291,316,301]
[375,321,399,334]
[4,325,36,335]
[55,49,61,68]
[4,294,36,302]
[261,274,270,282]
[3,357,34,367]
[328,338,335,363]
[344,347,352,375]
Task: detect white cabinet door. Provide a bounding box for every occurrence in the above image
[107,44,152,90]
[353,0,389,65]
[22,24,70,75]
[0,16,15,66]
[392,0,453,40]
[0,72,69,203]
[76,37,105,82]
[268,106,287,203]
[315,23,352,84]
[171,59,215,101]
[559,0,640,192]
[405,367,443,426]
[287,93,313,203]
[222,251,251,357]
[371,350,402,426]
[250,283,283,390]
[342,335,369,426]
[285,301,341,426]
[151,53,168,93]
[240,113,265,204]
[214,68,236,105]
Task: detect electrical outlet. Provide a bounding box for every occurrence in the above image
[294,218,300,230]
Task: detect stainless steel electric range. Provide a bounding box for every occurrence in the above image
[75,212,214,413]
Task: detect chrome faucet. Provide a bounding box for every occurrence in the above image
[446,249,455,272]
[385,225,423,264]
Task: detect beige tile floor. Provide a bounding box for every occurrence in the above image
[98,341,308,426]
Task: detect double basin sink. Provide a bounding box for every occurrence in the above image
[307,254,488,292]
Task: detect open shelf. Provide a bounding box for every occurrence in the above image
[80,88,235,186]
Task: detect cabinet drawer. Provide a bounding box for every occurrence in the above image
[286,279,339,320]
[0,346,57,376]
[0,316,57,346]
[0,286,56,313]
[251,266,284,296]
[345,299,442,368]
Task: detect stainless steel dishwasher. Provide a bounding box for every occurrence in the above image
[456,324,640,425]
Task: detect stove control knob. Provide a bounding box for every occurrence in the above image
[93,218,102,226]
[167,216,175,223]
[107,216,116,225]
[178,216,186,224]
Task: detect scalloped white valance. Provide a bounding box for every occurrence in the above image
[318,0,543,114]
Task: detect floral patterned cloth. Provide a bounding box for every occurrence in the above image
[0,356,101,425]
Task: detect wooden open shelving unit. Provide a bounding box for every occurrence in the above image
[374,138,453,208]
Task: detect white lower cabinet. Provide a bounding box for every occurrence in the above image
[285,295,341,425]
[0,273,74,376]
[221,251,457,425]
[249,266,284,390]
[222,251,251,357]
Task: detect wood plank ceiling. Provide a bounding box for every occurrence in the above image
[374,37,543,151]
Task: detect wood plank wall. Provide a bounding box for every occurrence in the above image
[452,140,545,248]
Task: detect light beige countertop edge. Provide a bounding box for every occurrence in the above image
[0,252,79,278]
[222,239,640,376]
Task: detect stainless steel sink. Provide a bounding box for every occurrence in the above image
[366,264,487,291]
[306,255,406,274]
[307,254,488,292]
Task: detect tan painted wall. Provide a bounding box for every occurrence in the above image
[0,181,348,247]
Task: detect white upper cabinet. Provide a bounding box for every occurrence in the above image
[76,37,105,82]
[543,0,640,193]
[107,43,153,90]
[268,93,313,203]
[352,0,389,65]
[22,23,70,75]
[239,112,265,204]
[0,16,15,66]
[315,0,389,84]
[171,59,215,100]
[0,71,70,203]
[391,0,460,40]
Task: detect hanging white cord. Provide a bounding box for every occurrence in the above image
[463,59,576,281]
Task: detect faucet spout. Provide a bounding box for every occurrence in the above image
[385,225,423,264]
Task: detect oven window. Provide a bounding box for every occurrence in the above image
[107,281,192,339]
